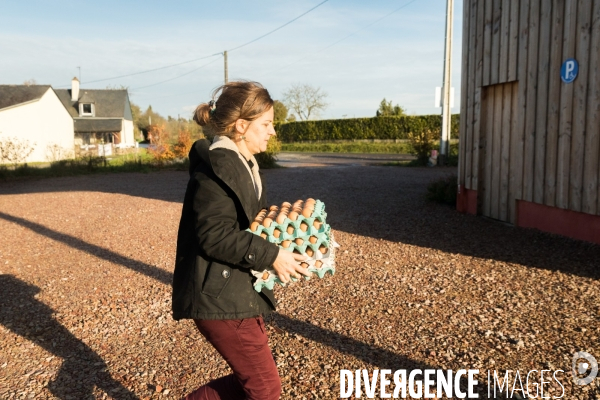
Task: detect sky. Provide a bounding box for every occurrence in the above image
[0,0,464,120]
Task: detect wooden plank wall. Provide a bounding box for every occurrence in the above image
[480,82,519,221]
[460,0,600,223]
[583,0,600,215]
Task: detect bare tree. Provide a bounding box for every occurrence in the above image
[282,84,328,121]
[0,136,36,166]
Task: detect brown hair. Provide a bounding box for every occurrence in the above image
[193,81,274,138]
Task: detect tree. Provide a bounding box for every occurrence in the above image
[273,100,288,122]
[23,79,37,86]
[283,84,328,121]
[0,135,36,166]
[376,98,406,117]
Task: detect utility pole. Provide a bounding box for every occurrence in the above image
[224,51,229,84]
[77,66,81,83]
[439,0,454,165]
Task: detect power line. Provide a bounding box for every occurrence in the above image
[134,0,329,90]
[227,0,329,52]
[263,0,420,75]
[133,57,222,90]
[131,87,206,99]
[61,0,328,89]
[57,52,222,88]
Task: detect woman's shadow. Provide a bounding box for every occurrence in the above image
[0,274,137,399]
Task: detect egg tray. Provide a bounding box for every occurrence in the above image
[247,200,330,245]
[278,241,329,258]
[254,218,331,245]
[251,232,339,292]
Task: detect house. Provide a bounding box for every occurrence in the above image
[55,78,135,150]
[457,0,600,244]
[0,85,74,163]
[0,78,136,163]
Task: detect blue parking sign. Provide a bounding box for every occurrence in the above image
[561,58,579,83]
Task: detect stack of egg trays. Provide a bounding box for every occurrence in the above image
[251,230,338,292]
[248,200,337,292]
[247,200,331,253]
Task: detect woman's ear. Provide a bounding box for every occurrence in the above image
[235,119,249,135]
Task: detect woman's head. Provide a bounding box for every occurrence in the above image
[194,81,276,154]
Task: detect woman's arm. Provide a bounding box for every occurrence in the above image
[193,171,279,270]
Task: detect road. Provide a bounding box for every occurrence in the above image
[275,152,416,167]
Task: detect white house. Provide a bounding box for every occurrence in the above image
[0,78,136,163]
[0,85,74,163]
[55,78,135,149]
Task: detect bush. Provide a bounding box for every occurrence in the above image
[0,136,36,166]
[426,174,458,206]
[172,130,193,159]
[255,136,281,169]
[274,114,459,142]
[147,124,175,165]
[407,128,439,164]
[50,155,106,172]
[280,141,413,154]
[447,142,459,166]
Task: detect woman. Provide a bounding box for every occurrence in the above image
[173,81,311,400]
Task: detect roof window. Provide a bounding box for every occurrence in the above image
[80,103,95,117]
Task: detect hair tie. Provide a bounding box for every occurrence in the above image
[208,100,216,116]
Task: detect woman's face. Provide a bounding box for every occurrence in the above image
[239,106,276,155]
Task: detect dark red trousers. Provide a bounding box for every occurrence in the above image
[183,316,281,400]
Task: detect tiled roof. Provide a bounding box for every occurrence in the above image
[55,89,129,119]
[0,85,52,110]
[74,118,122,133]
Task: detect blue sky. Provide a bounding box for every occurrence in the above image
[0,0,464,120]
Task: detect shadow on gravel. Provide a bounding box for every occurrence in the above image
[270,313,485,396]
[0,275,138,399]
[0,211,171,285]
[271,313,433,371]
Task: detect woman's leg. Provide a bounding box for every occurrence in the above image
[183,374,244,400]
[184,316,281,400]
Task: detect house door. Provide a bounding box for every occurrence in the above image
[479,81,519,222]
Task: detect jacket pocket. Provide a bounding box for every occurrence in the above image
[201,261,232,298]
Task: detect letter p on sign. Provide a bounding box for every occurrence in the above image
[561,58,579,83]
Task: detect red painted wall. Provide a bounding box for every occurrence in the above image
[516,201,600,245]
[457,190,600,245]
[456,186,477,215]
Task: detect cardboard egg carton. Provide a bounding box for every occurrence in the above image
[248,199,330,245]
[248,199,338,292]
[251,231,339,292]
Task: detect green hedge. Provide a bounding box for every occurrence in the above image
[274,114,459,143]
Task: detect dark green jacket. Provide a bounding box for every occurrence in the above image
[172,138,280,320]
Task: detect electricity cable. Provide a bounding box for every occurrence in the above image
[227,0,329,52]
[263,0,419,75]
[132,57,221,90]
[57,52,222,88]
[62,0,328,89]
[132,0,329,89]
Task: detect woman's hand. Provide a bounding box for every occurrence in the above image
[272,249,312,283]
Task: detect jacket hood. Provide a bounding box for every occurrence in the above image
[188,138,211,176]
[187,137,263,226]
[188,137,262,199]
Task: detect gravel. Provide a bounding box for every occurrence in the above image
[0,166,598,399]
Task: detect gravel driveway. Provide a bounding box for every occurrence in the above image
[0,166,598,399]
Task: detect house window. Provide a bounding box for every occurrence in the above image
[80,103,94,116]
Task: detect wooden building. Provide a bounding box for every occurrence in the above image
[457,0,600,244]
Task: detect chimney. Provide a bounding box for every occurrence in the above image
[71,77,80,101]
